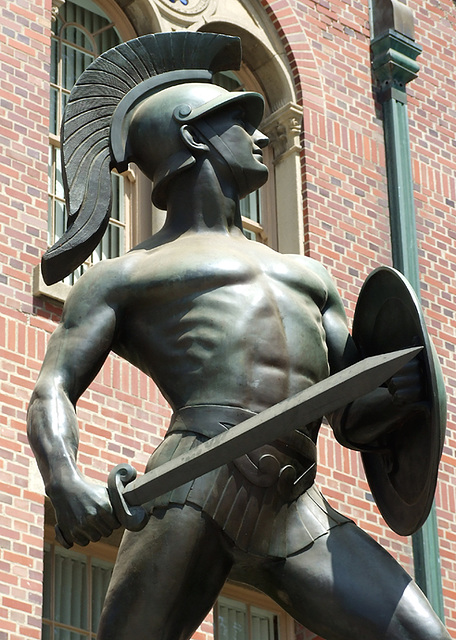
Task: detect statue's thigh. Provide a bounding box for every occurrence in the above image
[97,505,233,640]
[265,522,449,640]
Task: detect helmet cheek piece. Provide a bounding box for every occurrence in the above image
[172,92,265,200]
[152,150,196,210]
[191,119,251,199]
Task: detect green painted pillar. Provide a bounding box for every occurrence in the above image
[370,1,445,621]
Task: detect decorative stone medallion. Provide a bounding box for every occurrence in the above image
[156,0,211,16]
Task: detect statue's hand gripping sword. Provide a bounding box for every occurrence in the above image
[54,347,421,547]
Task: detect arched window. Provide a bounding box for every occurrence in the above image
[48,0,133,285]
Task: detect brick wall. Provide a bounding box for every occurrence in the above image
[0,0,51,637]
[408,0,456,627]
[2,0,456,638]
[262,0,456,637]
[0,0,171,637]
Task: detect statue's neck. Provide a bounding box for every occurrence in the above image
[163,159,243,236]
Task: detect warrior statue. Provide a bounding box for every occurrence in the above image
[27,32,449,640]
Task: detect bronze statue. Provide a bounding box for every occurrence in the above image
[28,32,450,640]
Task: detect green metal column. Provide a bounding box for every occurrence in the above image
[370,3,445,620]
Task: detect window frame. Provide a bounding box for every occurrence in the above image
[38,0,140,300]
[216,582,295,640]
[42,524,118,640]
[197,21,304,257]
[49,0,127,278]
[42,525,295,640]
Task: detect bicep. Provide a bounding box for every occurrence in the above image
[318,272,359,374]
[36,298,117,404]
[322,303,358,374]
[292,254,360,373]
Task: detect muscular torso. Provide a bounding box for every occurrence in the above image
[109,233,331,414]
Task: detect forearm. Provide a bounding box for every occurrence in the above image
[330,387,416,450]
[27,382,120,547]
[26,280,121,546]
[27,384,82,494]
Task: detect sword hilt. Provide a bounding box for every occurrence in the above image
[108,463,149,532]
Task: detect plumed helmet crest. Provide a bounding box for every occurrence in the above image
[42,32,242,285]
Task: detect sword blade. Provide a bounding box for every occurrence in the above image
[123,347,421,507]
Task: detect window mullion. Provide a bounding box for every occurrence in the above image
[61,32,96,57]
[92,22,116,38]
[88,555,93,639]
[48,0,125,285]
[57,38,63,133]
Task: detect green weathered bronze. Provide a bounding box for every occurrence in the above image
[28,33,450,640]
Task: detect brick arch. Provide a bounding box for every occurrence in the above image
[259,0,328,255]
[258,0,326,115]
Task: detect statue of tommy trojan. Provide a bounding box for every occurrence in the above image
[27,32,450,640]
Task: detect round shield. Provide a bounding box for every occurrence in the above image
[352,267,446,536]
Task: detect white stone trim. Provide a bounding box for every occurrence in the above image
[262,102,303,163]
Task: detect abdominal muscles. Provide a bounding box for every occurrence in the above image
[120,277,330,413]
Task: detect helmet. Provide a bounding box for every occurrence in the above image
[41,32,260,284]
[111,80,264,209]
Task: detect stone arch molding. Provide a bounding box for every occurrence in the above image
[122,0,306,254]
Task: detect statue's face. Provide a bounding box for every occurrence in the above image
[200,106,269,197]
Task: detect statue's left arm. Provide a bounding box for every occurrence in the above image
[314,262,423,449]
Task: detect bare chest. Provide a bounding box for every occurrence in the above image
[114,239,331,408]
[125,239,328,312]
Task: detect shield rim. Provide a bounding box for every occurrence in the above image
[352,266,446,536]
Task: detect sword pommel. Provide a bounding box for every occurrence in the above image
[108,463,149,531]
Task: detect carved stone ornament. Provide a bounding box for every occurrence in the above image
[51,0,65,21]
[262,102,302,161]
[156,0,211,16]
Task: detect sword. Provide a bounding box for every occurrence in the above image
[101,347,421,534]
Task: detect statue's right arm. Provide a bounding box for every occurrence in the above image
[27,268,121,547]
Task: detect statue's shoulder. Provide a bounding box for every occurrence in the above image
[284,253,331,281]
[65,251,147,309]
[283,254,343,307]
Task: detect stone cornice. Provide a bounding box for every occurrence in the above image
[261,102,302,162]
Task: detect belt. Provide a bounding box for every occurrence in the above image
[167,404,317,481]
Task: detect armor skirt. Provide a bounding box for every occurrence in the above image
[145,405,350,558]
